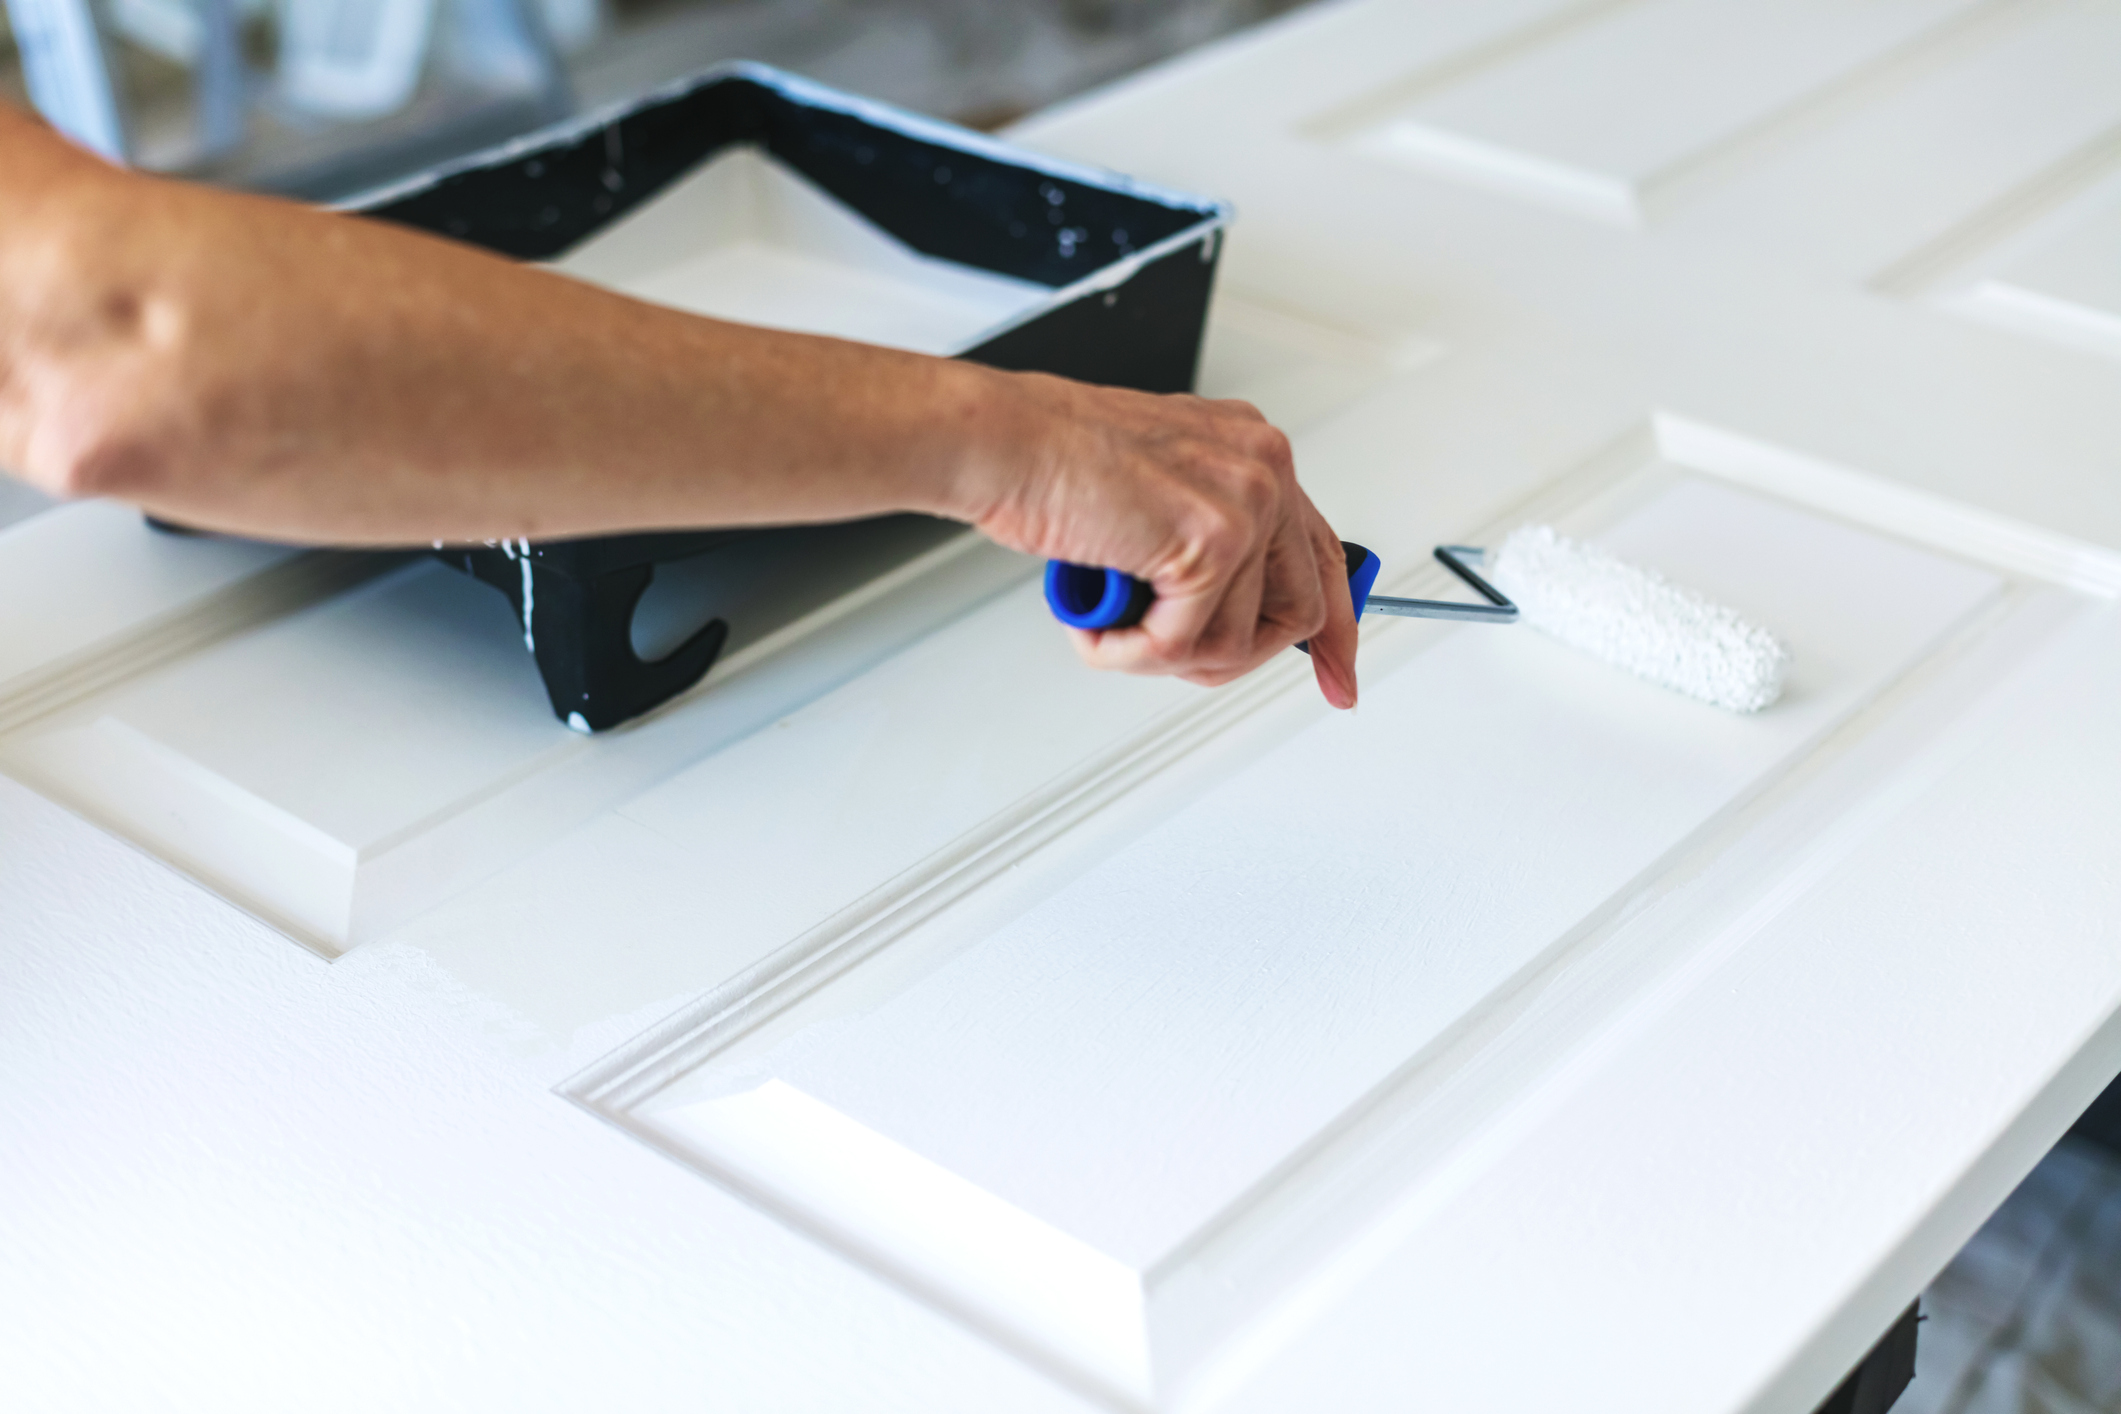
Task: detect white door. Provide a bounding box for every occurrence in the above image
[8,3,2121,1410]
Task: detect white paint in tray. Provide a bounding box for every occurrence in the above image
[547,147,1053,357]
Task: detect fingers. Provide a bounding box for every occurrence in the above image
[1178,497,1357,707]
[981,376,1358,705]
[1070,436,1277,679]
[1072,486,1358,709]
[1177,495,1324,685]
[1166,534,1274,687]
[1300,504,1359,709]
[1070,558,1250,680]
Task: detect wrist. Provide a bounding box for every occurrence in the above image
[915,357,1043,529]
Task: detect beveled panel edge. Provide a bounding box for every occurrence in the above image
[1653,410,2121,595]
[560,421,1655,1115]
[1870,120,2121,299]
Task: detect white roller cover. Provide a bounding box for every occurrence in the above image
[1492,524,1791,712]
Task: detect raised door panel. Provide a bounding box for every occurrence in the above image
[0,516,1012,953]
[0,505,365,740]
[1902,148,2121,362]
[1982,195,2121,356]
[586,439,2109,1406]
[1316,0,1988,223]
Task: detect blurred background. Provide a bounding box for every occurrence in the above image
[0,0,1312,198]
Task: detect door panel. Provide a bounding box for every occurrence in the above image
[599,442,2086,1405]
[1318,0,1988,223]
[1903,151,2121,361]
[8,2,2121,1411]
[0,517,1008,954]
[0,506,360,739]
[1196,291,1441,433]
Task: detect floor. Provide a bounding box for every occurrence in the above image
[1902,1136,2121,1414]
[568,0,1314,131]
[0,2,1315,197]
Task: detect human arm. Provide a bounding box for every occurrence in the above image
[0,103,1357,704]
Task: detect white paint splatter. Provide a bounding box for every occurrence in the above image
[566,712,591,734]
[510,539,536,653]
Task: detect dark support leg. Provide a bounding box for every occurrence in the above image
[1811,1303,1920,1414]
[443,547,729,732]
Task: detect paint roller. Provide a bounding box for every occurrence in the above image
[1044,526,1791,713]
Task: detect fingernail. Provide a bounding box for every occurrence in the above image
[1325,663,1357,710]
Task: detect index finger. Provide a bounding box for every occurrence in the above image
[1302,513,1359,709]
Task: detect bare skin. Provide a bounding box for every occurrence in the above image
[0,105,1357,706]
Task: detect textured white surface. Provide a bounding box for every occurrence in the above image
[644,476,2001,1400]
[1212,604,2121,1414]
[8,1,2121,1409]
[1493,523,1791,711]
[0,502,292,695]
[0,518,1017,953]
[0,776,1092,1414]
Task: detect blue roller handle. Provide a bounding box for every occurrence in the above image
[1046,542,1382,631]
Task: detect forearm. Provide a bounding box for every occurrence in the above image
[0,104,1361,705]
[0,105,1003,545]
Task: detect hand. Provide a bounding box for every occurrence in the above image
[953,370,1358,709]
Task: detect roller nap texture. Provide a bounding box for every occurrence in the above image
[1491,525,1791,712]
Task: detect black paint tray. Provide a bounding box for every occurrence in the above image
[351,62,1233,732]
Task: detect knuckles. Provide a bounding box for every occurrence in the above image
[1069,388,1321,690]
[1231,455,1284,516]
[1177,490,1257,572]
[1244,422,1294,474]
